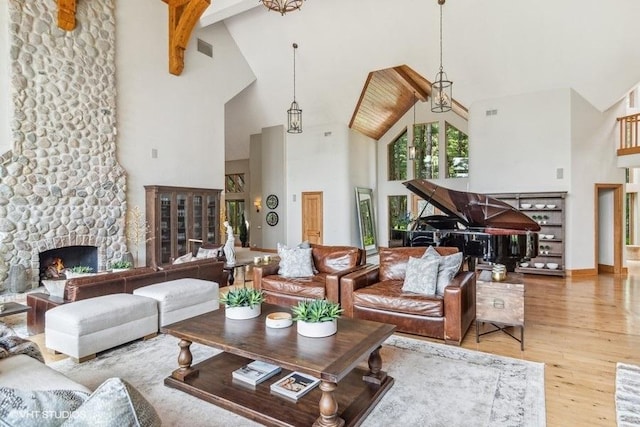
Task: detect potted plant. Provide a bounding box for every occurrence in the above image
[291,299,343,338]
[110,260,133,272]
[65,266,94,279]
[220,287,265,319]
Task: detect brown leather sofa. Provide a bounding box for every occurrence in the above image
[341,246,475,345]
[27,258,226,335]
[253,244,367,307]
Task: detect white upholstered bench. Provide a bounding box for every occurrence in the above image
[45,294,158,363]
[132,278,219,327]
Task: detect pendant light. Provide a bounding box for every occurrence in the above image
[431,0,453,113]
[287,43,302,134]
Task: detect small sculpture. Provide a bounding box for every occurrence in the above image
[223,221,236,265]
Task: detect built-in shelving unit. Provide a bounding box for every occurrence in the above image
[488,191,567,277]
[145,186,221,267]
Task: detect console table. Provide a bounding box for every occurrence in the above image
[475,270,525,350]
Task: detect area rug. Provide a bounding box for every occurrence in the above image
[616,362,640,426]
[49,334,545,427]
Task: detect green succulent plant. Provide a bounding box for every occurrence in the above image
[291,299,343,323]
[110,260,132,269]
[220,287,265,308]
[70,266,94,273]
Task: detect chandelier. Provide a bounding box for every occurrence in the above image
[287,43,302,133]
[262,0,304,16]
[431,0,453,113]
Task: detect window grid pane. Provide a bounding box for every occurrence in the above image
[413,122,439,179]
[388,130,408,181]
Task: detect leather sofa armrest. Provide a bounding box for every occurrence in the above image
[443,271,476,345]
[324,263,373,303]
[252,261,280,290]
[339,265,381,317]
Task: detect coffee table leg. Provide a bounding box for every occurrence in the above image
[363,345,387,385]
[313,380,345,427]
[172,339,199,381]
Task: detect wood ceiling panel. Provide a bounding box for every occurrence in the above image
[349,64,468,141]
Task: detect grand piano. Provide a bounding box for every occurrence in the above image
[401,179,541,271]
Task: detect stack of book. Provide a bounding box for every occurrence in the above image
[232,360,281,386]
[270,371,320,401]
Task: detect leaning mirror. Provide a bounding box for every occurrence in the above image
[355,187,378,256]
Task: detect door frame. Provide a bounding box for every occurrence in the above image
[594,183,623,274]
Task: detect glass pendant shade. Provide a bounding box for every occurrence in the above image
[262,0,304,15]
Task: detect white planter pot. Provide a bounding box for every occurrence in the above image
[111,268,130,273]
[225,304,261,320]
[297,319,337,338]
[65,272,95,279]
[41,279,67,298]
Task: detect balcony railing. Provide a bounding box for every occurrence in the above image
[618,113,640,155]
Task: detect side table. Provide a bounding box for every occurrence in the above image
[475,270,525,350]
[0,301,30,318]
[223,262,249,286]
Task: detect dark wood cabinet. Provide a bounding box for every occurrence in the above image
[145,186,221,267]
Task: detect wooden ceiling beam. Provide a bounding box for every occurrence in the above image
[162,0,211,75]
[57,0,77,31]
[393,66,429,102]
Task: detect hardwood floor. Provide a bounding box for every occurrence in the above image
[20,269,640,425]
[455,272,640,426]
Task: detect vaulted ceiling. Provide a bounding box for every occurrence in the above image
[200,0,640,161]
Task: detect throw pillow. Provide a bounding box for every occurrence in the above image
[63,378,160,427]
[172,253,193,264]
[277,245,315,278]
[0,335,44,363]
[0,387,89,427]
[401,257,440,295]
[421,247,464,295]
[195,247,218,259]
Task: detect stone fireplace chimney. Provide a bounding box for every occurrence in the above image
[1,0,127,290]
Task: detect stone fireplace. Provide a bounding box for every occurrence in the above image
[1,0,127,290]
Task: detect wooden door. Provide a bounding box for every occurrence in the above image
[302,192,323,244]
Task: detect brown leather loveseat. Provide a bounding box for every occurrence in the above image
[253,244,366,307]
[341,246,475,345]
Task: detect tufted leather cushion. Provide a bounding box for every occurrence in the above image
[378,246,459,282]
[353,280,444,317]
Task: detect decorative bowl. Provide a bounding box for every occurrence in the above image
[520,262,529,268]
[266,312,293,328]
[534,262,545,269]
[546,263,559,270]
[520,203,532,209]
[534,204,546,209]
[546,204,556,209]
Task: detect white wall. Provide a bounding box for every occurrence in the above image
[348,128,377,249]
[115,2,255,261]
[249,133,263,249]
[260,125,286,249]
[377,101,468,247]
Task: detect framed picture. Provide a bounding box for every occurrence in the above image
[266,194,279,210]
[266,211,279,226]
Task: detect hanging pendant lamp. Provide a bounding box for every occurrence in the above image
[262,0,304,16]
[287,43,302,134]
[431,0,453,113]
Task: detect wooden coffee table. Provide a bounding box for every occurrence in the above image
[161,303,396,427]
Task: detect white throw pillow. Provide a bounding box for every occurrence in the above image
[401,256,440,295]
[0,387,88,426]
[172,253,193,264]
[195,247,218,259]
[422,247,463,295]
[277,245,314,278]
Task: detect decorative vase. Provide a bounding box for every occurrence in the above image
[41,279,67,298]
[297,319,337,338]
[225,304,261,320]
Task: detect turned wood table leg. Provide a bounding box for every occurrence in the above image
[172,339,199,381]
[313,381,345,427]
[363,345,387,385]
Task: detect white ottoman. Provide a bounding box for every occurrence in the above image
[133,278,219,327]
[45,294,158,363]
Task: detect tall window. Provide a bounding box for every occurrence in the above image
[388,195,408,230]
[225,174,245,193]
[445,122,469,178]
[388,130,407,181]
[225,200,245,235]
[413,122,439,179]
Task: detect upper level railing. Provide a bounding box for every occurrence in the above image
[618,113,640,155]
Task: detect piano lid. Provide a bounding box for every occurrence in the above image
[403,179,541,232]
